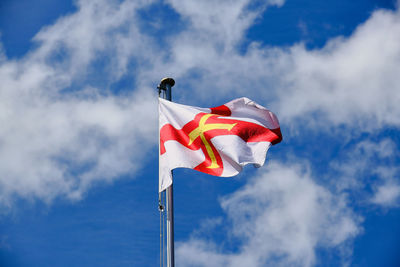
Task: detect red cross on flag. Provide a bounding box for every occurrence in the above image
[159,97,282,192]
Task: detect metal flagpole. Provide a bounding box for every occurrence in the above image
[158,77,175,267]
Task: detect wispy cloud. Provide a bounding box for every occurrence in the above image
[331,138,400,207]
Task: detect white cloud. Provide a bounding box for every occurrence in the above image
[32,0,158,82]
[271,8,400,130]
[331,138,400,207]
[371,183,400,206]
[177,162,360,267]
[0,0,160,207]
[166,0,284,47]
[138,0,287,102]
[0,78,158,206]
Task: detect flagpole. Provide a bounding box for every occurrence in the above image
[159,77,175,267]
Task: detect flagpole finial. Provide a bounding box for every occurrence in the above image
[159,77,175,90]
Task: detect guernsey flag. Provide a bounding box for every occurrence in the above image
[159,97,282,192]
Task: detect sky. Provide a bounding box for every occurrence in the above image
[0,0,400,266]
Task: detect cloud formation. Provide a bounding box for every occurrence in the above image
[0,0,159,206]
[271,8,400,129]
[177,162,360,267]
[332,138,400,207]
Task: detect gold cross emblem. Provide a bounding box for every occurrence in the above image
[188,114,236,169]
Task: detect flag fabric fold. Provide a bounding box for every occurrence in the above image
[159,97,282,192]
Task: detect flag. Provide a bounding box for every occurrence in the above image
[159,97,282,192]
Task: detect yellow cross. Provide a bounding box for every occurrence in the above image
[188,114,237,169]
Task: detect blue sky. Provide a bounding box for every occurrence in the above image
[0,0,400,266]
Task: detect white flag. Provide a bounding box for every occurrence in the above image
[159,97,282,192]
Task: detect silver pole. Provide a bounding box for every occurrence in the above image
[159,77,175,267]
[166,184,174,267]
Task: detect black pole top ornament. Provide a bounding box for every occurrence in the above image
[158,77,175,91]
